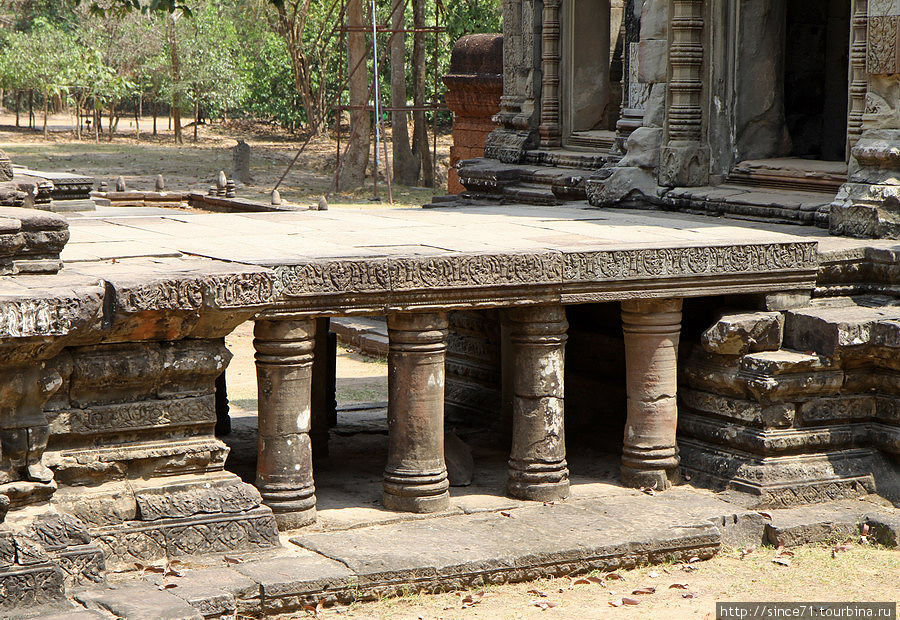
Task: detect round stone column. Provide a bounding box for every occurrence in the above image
[383,312,450,513]
[621,298,683,490]
[504,305,570,501]
[254,314,317,529]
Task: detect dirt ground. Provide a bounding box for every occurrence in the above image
[275,544,898,619]
[224,321,388,413]
[0,113,452,207]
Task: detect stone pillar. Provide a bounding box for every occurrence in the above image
[659,0,708,187]
[615,0,649,152]
[383,312,451,513]
[539,0,562,148]
[620,298,682,489]
[254,315,316,529]
[504,306,569,502]
[847,0,869,151]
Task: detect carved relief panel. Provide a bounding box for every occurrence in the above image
[868,0,899,74]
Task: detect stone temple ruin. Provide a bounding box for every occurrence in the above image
[0,1,897,615]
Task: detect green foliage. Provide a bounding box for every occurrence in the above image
[1,0,502,133]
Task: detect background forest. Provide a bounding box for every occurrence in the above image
[0,0,501,147]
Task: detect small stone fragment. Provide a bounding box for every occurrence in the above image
[115,176,126,192]
[155,175,165,191]
[445,429,474,486]
[318,196,329,211]
[271,189,282,206]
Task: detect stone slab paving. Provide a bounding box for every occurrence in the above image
[21,489,894,619]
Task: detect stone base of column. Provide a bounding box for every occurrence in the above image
[507,459,569,502]
[382,470,450,513]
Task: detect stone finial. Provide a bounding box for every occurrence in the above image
[317,196,329,211]
[155,175,165,191]
[99,181,109,193]
[225,180,236,199]
[232,140,252,184]
[115,176,126,192]
[271,189,282,206]
[216,171,227,197]
[208,186,217,196]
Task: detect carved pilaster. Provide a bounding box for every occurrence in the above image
[660,0,708,187]
[254,315,317,529]
[848,0,869,151]
[383,312,451,513]
[539,0,562,148]
[621,298,682,490]
[615,0,648,152]
[504,306,569,502]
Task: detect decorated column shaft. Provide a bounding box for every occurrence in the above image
[539,0,563,147]
[254,314,317,529]
[504,305,569,502]
[621,298,682,489]
[383,312,451,513]
[659,0,708,187]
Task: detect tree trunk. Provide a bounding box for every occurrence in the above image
[337,0,371,190]
[153,100,158,136]
[15,90,20,127]
[43,91,49,136]
[108,106,115,142]
[135,94,141,140]
[75,101,81,140]
[94,98,100,143]
[193,95,199,143]
[168,15,183,145]
[389,0,418,186]
[29,89,34,129]
[411,0,433,187]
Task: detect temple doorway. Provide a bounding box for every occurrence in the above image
[560,0,624,151]
[783,0,850,162]
[726,0,851,192]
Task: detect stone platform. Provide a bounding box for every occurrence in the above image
[0,202,894,615]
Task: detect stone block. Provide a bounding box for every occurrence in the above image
[640,0,668,40]
[638,39,668,84]
[702,311,784,356]
[76,583,204,620]
[763,503,867,547]
[865,512,900,547]
[619,127,664,169]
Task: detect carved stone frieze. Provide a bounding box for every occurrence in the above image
[867,0,900,74]
[273,243,818,298]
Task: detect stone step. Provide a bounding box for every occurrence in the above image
[784,297,900,360]
[661,185,835,227]
[523,148,611,170]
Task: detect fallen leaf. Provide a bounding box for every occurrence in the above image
[682,592,698,599]
[573,579,592,585]
[157,583,178,590]
[632,587,656,595]
[740,546,756,559]
[587,576,604,584]
[832,543,852,558]
[606,572,624,580]
[669,583,690,589]
[532,600,557,610]
[758,512,773,521]
[543,501,555,506]
[681,565,699,572]
[500,511,514,518]
[648,571,659,578]
[622,597,641,606]
[688,556,701,563]
[609,599,623,607]
[223,556,243,565]
[528,589,548,597]
[639,486,657,496]
[772,557,791,567]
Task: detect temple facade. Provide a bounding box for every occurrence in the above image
[459,0,899,238]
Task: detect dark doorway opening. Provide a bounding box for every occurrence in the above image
[783,0,850,161]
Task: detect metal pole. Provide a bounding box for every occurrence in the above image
[371,0,382,200]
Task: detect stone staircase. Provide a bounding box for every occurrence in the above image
[457,152,613,205]
[679,296,900,507]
